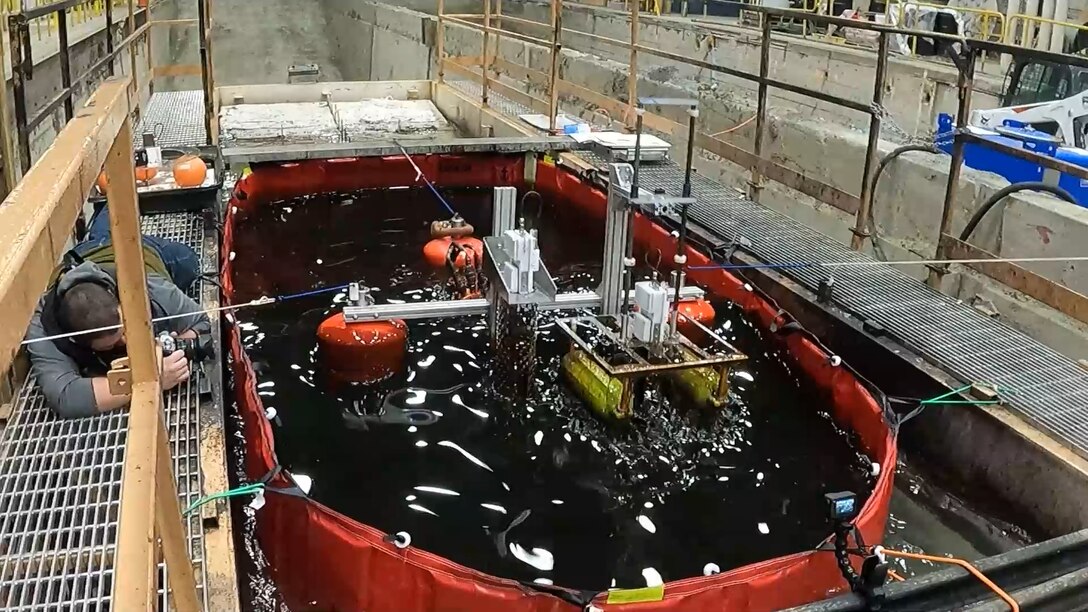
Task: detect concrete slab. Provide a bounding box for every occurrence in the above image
[334,99,455,140]
[219,102,340,146]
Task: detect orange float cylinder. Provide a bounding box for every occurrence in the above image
[676,298,716,340]
[317,313,408,384]
[423,236,484,269]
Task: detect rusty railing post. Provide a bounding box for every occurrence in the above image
[105,0,114,76]
[58,8,74,120]
[436,0,446,82]
[0,14,16,194]
[748,15,772,202]
[548,0,562,132]
[198,0,214,145]
[9,14,30,174]
[628,0,638,124]
[851,30,889,251]
[482,0,491,106]
[927,46,977,288]
[127,0,137,99]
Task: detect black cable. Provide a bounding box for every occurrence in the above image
[960,181,1078,243]
[868,144,942,262]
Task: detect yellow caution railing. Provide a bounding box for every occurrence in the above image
[1008,13,1088,51]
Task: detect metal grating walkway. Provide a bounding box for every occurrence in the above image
[0,212,209,611]
[135,91,208,149]
[446,79,1088,458]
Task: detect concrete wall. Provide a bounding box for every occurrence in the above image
[499,0,1004,139]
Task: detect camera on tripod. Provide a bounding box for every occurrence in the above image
[157,331,215,363]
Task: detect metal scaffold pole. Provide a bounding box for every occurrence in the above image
[548,0,563,132]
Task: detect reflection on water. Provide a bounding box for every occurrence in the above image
[230,187,875,591]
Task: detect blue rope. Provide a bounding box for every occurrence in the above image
[423,178,457,217]
[275,283,350,302]
[393,141,457,217]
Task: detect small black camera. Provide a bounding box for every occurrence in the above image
[158,332,215,363]
[825,491,859,523]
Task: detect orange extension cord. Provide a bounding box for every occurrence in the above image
[878,548,1020,612]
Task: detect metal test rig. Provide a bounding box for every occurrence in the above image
[341,98,747,411]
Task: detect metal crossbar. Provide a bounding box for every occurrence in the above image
[457,79,1088,459]
[0,211,209,611]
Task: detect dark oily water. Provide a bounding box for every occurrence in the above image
[230,187,874,591]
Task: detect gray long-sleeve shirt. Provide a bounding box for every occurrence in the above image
[25,261,210,418]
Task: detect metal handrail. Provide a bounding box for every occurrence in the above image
[1008,12,1088,51]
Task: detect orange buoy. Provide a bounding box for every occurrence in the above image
[676,298,716,340]
[173,155,208,188]
[135,165,158,183]
[317,313,408,384]
[423,236,484,269]
[96,171,109,194]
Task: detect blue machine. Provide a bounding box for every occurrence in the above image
[936,113,1088,207]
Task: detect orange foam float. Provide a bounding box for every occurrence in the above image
[173,154,208,188]
[676,298,716,340]
[423,236,484,269]
[316,312,408,384]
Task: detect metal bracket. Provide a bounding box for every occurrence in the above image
[482,234,558,306]
[287,63,320,84]
[107,357,133,396]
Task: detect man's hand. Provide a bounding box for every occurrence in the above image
[161,350,190,390]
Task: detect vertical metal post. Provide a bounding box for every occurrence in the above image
[204,0,216,144]
[749,16,772,203]
[628,0,639,124]
[851,31,889,251]
[494,0,503,88]
[601,163,633,316]
[927,48,977,289]
[58,9,73,121]
[198,0,213,145]
[436,0,446,82]
[0,14,17,193]
[9,16,30,175]
[105,0,115,76]
[548,0,562,132]
[482,0,491,106]
[127,0,137,98]
[145,4,153,91]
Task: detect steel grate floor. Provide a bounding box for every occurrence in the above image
[457,79,1088,458]
[136,91,207,149]
[0,212,209,611]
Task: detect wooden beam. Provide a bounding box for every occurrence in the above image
[0,77,130,379]
[156,427,201,612]
[940,234,1088,325]
[105,118,156,384]
[112,381,162,609]
[152,63,203,78]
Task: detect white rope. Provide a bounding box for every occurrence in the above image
[21,297,274,346]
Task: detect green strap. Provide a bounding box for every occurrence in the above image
[919,384,1001,406]
[183,483,265,516]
